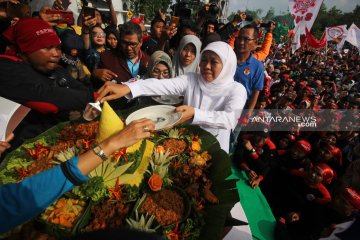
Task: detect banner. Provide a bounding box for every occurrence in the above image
[288,0,324,53]
[325,25,348,52]
[345,23,360,52]
[306,28,326,48]
[326,25,347,42]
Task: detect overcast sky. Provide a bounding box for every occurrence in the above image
[228,0,359,16]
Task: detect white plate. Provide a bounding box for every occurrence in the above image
[151,95,183,105]
[125,105,182,130]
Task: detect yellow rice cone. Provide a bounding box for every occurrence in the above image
[96,101,124,143]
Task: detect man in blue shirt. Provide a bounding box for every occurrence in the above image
[230,25,264,152]
[234,24,264,116]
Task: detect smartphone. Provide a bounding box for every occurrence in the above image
[45,9,75,25]
[169,16,180,27]
[83,6,95,19]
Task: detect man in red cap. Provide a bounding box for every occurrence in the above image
[0,18,93,149]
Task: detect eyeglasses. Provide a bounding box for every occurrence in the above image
[237,37,256,43]
[121,40,140,48]
[152,68,170,77]
[92,32,106,38]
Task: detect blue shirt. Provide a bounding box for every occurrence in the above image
[0,157,88,233]
[234,53,264,98]
[127,58,140,77]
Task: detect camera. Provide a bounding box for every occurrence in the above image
[172,0,192,19]
[260,21,275,28]
[208,0,219,16]
[260,22,271,28]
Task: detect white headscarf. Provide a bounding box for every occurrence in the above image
[197,41,237,96]
[172,35,202,76]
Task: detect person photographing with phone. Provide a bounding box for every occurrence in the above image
[141,13,178,57]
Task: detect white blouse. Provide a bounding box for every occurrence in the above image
[124,73,247,152]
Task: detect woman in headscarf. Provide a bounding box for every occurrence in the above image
[96,41,247,152]
[172,35,202,77]
[137,51,174,105]
[147,50,173,79]
[144,50,184,105]
[104,26,120,50]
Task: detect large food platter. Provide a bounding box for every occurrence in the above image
[0,110,238,239]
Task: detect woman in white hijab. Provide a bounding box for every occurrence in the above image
[172,35,202,77]
[96,41,247,152]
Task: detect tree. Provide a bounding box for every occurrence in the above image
[264,7,275,22]
[246,8,263,20]
[128,0,172,22]
[273,13,294,28]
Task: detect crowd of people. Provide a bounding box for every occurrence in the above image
[0,0,359,239]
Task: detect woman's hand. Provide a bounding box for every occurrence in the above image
[175,105,194,124]
[247,169,257,180]
[0,133,14,156]
[160,24,178,41]
[102,118,155,153]
[53,0,64,10]
[39,6,61,26]
[83,15,97,30]
[78,119,154,175]
[0,0,20,4]
[96,81,131,103]
[249,177,261,189]
[243,139,253,151]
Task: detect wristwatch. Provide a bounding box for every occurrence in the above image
[92,145,108,161]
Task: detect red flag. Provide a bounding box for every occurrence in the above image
[305,27,326,48]
[289,0,324,53]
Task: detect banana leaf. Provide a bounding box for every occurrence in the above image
[0,122,69,184]
[1,107,239,239]
[183,125,239,240]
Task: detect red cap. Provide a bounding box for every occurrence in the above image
[286,133,296,141]
[329,103,338,109]
[283,74,290,80]
[323,144,339,156]
[3,18,61,54]
[315,80,322,86]
[299,82,307,87]
[295,140,312,155]
[304,86,312,93]
[316,163,334,184]
[343,188,360,210]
